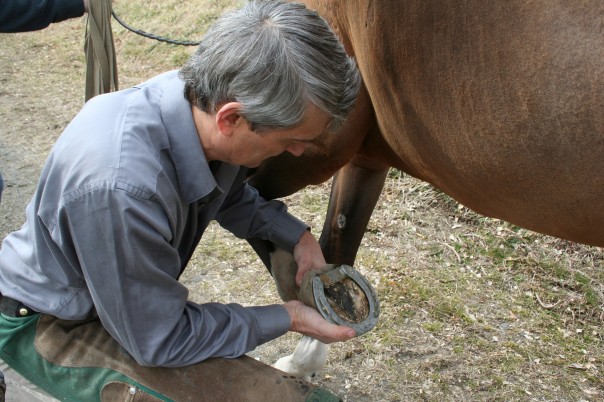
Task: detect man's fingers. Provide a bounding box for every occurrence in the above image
[295,269,306,286]
[323,324,356,343]
[283,300,356,343]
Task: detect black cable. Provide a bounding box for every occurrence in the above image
[111,11,201,46]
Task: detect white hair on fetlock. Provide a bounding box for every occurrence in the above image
[273,336,327,382]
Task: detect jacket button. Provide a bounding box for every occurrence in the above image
[18,307,29,316]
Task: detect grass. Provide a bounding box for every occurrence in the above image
[342,168,603,400]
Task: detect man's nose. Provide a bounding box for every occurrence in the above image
[286,143,307,157]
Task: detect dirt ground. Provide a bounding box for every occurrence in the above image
[1,5,603,401]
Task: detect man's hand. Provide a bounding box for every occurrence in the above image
[283,300,356,343]
[289,230,356,344]
[292,230,325,286]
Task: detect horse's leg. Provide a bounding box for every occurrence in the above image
[265,248,329,380]
[269,154,389,377]
[262,152,390,300]
[320,155,389,266]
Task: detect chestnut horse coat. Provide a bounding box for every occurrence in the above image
[250,0,604,264]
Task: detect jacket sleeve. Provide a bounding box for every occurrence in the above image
[0,0,85,33]
[214,169,310,253]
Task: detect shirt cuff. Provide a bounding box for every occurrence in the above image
[248,305,291,345]
[267,213,309,253]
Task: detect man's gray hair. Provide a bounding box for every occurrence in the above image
[179,0,360,132]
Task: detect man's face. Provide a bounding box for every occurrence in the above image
[228,105,330,168]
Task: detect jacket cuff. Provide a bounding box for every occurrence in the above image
[55,0,86,23]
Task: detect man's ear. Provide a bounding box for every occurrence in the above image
[215,102,247,137]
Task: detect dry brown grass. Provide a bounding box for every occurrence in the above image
[0,1,602,400]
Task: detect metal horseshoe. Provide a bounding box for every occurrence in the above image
[299,264,380,336]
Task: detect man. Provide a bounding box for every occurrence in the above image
[0,1,361,400]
